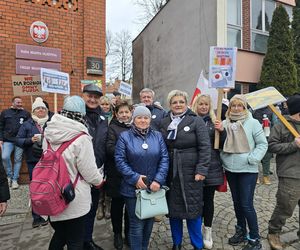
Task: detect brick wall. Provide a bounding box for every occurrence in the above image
[242,0,251,50]
[0,0,106,183]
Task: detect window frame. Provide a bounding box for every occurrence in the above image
[227,0,243,48]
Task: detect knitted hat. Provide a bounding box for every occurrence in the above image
[287,94,300,115]
[132,106,151,120]
[63,96,86,115]
[32,97,47,112]
[229,94,248,110]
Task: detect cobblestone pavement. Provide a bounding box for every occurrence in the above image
[1,161,299,250]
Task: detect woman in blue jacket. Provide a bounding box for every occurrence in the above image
[115,106,169,250]
[220,95,267,250]
[16,97,50,228]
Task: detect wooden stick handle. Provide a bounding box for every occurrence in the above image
[214,89,224,149]
[54,93,57,114]
[268,104,300,138]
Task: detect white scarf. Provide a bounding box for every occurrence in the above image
[31,114,49,128]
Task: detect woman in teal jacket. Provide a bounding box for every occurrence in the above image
[220,95,267,250]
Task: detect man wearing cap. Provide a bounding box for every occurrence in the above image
[139,88,167,131]
[82,84,108,250]
[267,94,300,250]
[0,96,30,189]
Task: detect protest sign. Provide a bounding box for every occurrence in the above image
[41,68,70,95]
[12,75,46,96]
[118,81,132,97]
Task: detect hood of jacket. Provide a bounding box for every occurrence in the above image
[44,114,90,146]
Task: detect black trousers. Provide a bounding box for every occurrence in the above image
[202,185,217,227]
[49,215,86,250]
[111,196,129,236]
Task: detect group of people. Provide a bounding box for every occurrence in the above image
[0,86,300,250]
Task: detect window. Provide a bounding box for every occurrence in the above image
[227,0,242,48]
[251,0,276,53]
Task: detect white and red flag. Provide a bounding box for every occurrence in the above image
[190,70,218,108]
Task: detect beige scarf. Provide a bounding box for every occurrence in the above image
[223,111,250,153]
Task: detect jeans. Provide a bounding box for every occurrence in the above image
[49,215,86,250]
[2,142,23,181]
[84,187,100,242]
[169,217,203,248]
[269,177,300,234]
[226,171,260,239]
[125,197,154,250]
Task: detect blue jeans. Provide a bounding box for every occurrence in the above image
[125,197,154,250]
[2,142,23,181]
[226,171,260,239]
[169,217,203,248]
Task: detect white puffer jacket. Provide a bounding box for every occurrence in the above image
[43,114,103,221]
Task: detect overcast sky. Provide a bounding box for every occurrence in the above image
[106,0,143,39]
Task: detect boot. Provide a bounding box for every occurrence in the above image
[172,244,181,250]
[203,226,213,249]
[267,233,283,250]
[263,176,271,185]
[96,204,104,220]
[113,233,123,250]
[104,197,111,219]
[256,177,260,184]
[228,225,247,246]
[242,239,262,250]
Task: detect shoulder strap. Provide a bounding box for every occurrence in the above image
[57,133,86,154]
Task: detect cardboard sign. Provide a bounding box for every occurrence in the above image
[12,75,46,96]
[118,81,132,97]
[209,47,237,89]
[41,68,70,95]
[244,87,286,110]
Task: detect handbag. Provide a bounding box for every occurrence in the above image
[135,186,169,219]
[216,173,227,192]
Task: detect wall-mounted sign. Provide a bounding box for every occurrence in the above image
[16,59,61,75]
[12,75,46,96]
[16,44,61,62]
[30,21,49,43]
[86,57,103,75]
[41,68,70,95]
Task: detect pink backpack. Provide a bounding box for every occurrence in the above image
[30,133,84,216]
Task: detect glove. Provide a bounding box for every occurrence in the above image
[32,141,43,159]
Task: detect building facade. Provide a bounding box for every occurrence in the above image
[132,0,295,106]
[0,0,106,182]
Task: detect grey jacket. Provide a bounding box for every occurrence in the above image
[268,116,300,179]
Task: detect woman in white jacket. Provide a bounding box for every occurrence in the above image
[44,96,104,250]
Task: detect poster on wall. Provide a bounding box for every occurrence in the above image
[40,68,70,95]
[12,75,46,96]
[209,47,237,89]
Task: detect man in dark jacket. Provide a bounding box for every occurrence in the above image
[139,88,167,131]
[0,159,10,216]
[0,96,30,189]
[267,94,300,250]
[82,84,108,250]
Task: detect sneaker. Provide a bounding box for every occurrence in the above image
[267,233,283,250]
[39,217,48,226]
[228,225,247,246]
[203,226,213,249]
[12,180,19,189]
[242,239,262,250]
[32,217,48,228]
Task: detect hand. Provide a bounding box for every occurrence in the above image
[31,135,39,143]
[150,181,160,192]
[215,120,224,132]
[136,175,148,189]
[0,202,8,216]
[295,137,300,148]
[0,141,3,150]
[195,174,205,181]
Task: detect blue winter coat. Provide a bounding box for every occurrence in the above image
[115,127,169,198]
[16,118,44,163]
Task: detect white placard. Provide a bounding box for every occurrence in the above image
[41,68,70,95]
[118,81,132,97]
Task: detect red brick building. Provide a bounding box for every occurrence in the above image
[0,0,106,182]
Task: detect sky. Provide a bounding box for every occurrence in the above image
[106,0,143,39]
